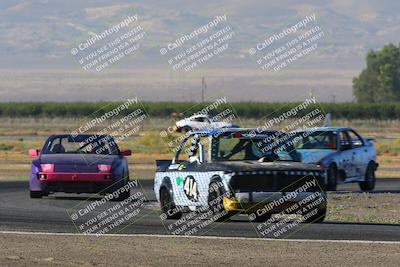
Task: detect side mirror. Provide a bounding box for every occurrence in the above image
[120,150,132,156]
[28,149,39,158]
[340,144,352,151]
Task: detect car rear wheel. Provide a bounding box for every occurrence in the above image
[115,190,130,201]
[183,126,192,133]
[30,191,42,198]
[327,163,338,191]
[208,182,236,222]
[304,207,326,223]
[250,213,271,222]
[359,163,376,191]
[160,187,182,219]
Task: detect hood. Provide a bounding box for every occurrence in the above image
[39,154,117,165]
[213,160,320,172]
[297,149,336,164]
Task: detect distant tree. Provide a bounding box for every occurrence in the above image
[353,43,400,103]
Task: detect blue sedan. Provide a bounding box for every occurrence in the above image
[290,127,378,191]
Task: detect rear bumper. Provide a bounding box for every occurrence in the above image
[33,172,119,193]
[38,172,113,183]
[374,162,379,170]
[223,191,326,213]
[41,182,113,193]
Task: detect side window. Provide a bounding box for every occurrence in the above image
[48,137,65,153]
[174,137,192,162]
[219,137,247,160]
[348,130,364,148]
[187,135,200,161]
[194,117,205,122]
[175,134,209,163]
[339,131,351,150]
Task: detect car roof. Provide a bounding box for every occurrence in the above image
[292,127,352,132]
[48,134,112,139]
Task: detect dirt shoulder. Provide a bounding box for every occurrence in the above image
[1,233,400,266]
[327,193,400,224]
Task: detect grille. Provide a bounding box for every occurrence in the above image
[229,172,323,192]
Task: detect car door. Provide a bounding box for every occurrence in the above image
[338,130,356,179]
[347,129,367,179]
[169,135,210,207]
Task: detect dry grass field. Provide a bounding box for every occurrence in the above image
[0,117,399,181]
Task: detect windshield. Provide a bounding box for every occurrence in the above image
[42,135,120,155]
[211,132,300,162]
[292,131,337,150]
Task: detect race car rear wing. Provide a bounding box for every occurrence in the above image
[364,137,376,144]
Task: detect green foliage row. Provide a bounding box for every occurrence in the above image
[0,102,400,120]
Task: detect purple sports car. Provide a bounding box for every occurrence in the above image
[28,134,132,200]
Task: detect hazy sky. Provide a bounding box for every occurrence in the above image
[1,0,399,102]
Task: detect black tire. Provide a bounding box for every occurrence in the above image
[115,190,130,201]
[304,207,326,223]
[160,187,182,220]
[359,163,376,191]
[113,177,131,201]
[327,163,338,191]
[183,126,192,133]
[250,213,271,222]
[30,191,42,198]
[208,182,236,222]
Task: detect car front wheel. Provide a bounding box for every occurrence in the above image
[160,187,182,220]
[208,182,236,222]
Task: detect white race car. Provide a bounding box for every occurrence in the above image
[154,129,327,223]
[175,114,237,132]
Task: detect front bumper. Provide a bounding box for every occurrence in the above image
[223,191,326,213]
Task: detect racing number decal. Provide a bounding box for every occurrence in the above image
[183,176,199,202]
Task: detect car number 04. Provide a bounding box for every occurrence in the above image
[183,176,198,201]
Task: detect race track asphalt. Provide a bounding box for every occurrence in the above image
[1,179,399,241]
